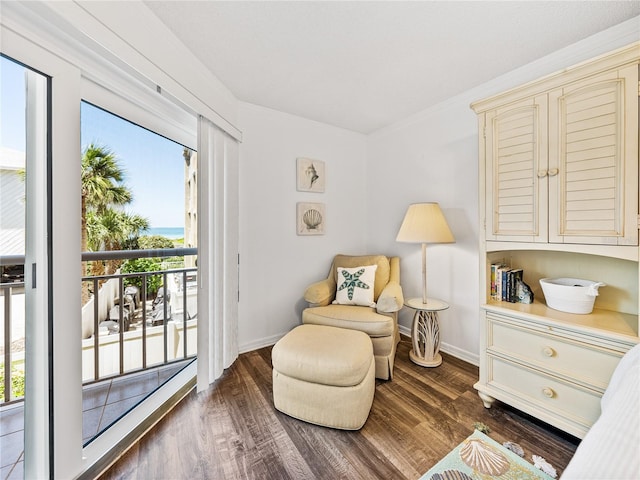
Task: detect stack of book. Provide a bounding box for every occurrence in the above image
[490,264,524,303]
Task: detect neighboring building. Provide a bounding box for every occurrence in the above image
[184,148,197,268]
[0,148,25,255]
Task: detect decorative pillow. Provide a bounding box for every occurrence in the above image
[333,255,390,301]
[333,265,377,307]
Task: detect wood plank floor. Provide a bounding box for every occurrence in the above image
[98,336,579,479]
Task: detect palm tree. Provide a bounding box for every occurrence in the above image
[81,144,132,250]
[81,144,133,303]
[87,208,149,276]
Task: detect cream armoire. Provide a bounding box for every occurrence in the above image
[471,43,639,439]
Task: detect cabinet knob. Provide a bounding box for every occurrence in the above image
[542,387,555,398]
[548,168,559,176]
[537,170,548,178]
[543,346,555,357]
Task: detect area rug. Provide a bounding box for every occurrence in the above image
[420,429,554,480]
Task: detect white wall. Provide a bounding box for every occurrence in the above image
[367,99,479,363]
[365,17,640,365]
[237,102,368,352]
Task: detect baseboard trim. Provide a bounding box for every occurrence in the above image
[398,324,411,339]
[239,331,288,354]
[440,342,479,366]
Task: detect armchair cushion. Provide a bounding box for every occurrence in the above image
[302,305,395,337]
[333,265,377,307]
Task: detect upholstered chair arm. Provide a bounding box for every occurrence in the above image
[304,278,335,307]
[376,281,404,313]
[376,256,403,313]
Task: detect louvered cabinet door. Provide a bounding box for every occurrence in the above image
[485,96,548,241]
[548,64,639,245]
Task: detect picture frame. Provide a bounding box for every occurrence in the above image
[297,202,326,235]
[296,157,325,193]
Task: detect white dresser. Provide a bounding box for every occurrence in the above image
[471,43,640,439]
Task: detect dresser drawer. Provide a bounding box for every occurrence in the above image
[488,356,602,429]
[487,314,622,391]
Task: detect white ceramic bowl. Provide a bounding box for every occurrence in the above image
[539,277,605,315]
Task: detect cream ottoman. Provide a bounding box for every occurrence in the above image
[272,324,375,430]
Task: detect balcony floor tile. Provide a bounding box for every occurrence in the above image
[105,371,159,404]
[99,393,148,432]
[1,458,22,480]
[83,405,105,443]
[82,382,111,411]
[0,430,23,468]
[0,404,24,436]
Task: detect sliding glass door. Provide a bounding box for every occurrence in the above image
[2,3,235,474]
[0,54,51,479]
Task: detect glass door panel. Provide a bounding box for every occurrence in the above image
[79,101,197,444]
[0,54,49,480]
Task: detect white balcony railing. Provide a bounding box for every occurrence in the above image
[1,248,197,404]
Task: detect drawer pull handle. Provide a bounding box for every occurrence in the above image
[542,387,555,398]
[548,168,559,177]
[543,346,555,357]
[537,170,548,178]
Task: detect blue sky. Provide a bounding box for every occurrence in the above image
[81,103,186,228]
[1,55,186,228]
[1,56,26,152]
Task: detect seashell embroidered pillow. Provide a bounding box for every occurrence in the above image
[333,265,377,307]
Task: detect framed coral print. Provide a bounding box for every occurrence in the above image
[296,157,325,193]
[297,202,325,235]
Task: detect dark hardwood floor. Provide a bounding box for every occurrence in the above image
[98,336,579,479]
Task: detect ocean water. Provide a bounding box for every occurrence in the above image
[145,227,184,239]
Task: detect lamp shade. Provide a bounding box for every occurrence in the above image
[396,203,455,244]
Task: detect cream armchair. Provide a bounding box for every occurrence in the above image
[302,254,404,380]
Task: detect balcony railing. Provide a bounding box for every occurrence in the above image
[1,279,24,403]
[0,247,197,404]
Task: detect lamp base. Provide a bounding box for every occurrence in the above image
[410,350,442,367]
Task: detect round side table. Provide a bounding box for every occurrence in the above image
[404,298,449,367]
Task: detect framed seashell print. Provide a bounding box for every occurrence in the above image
[297,202,326,235]
[296,158,325,193]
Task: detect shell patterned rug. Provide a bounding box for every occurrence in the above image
[420,430,555,480]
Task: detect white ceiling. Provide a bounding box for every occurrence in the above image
[144,1,640,133]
